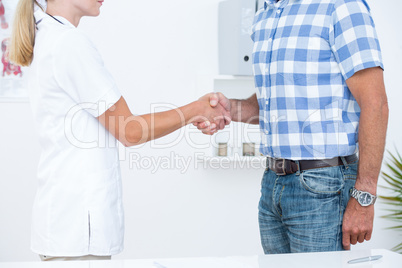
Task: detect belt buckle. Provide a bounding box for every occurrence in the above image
[276,158,287,176]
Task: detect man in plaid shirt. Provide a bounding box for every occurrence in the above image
[199,0,388,253]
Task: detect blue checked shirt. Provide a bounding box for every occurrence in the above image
[251,0,383,160]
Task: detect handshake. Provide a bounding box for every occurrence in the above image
[97,91,257,147]
[192,92,233,135]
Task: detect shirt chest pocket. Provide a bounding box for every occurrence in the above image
[274,35,330,85]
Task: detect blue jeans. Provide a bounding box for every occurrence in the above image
[258,159,358,253]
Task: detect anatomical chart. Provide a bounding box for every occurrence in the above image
[0,0,27,99]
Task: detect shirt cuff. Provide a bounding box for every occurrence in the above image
[343,60,384,81]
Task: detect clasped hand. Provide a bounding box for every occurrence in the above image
[193,93,231,135]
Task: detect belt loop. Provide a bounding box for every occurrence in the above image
[295,160,300,175]
[341,156,349,169]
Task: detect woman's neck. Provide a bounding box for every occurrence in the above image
[46,2,82,27]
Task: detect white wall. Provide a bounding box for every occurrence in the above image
[0,0,401,262]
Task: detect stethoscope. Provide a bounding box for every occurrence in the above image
[36,13,64,27]
[46,13,64,24]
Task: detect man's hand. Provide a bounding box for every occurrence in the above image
[195,92,232,135]
[342,198,374,250]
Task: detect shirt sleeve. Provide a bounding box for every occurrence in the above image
[329,0,383,81]
[52,29,121,117]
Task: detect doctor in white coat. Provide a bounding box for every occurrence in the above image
[10,0,230,261]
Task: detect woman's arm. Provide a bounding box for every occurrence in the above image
[97,96,230,147]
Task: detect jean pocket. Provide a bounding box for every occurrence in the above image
[300,167,344,194]
[342,162,358,180]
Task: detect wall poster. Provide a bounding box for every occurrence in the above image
[0,0,28,101]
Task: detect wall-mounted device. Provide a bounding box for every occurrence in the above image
[218,0,265,76]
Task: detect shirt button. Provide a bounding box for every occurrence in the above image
[276,9,282,14]
[265,68,269,73]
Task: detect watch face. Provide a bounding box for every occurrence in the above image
[358,192,372,206]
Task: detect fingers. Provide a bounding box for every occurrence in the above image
[197,121,222,134]
[198,121,224,130]
[342,234,367,249]
[342,199,374,250]
[350,232,358,245]
[213,102,232,127]
[342,231,351,250]
[196,120,216,135]
[357,233,365,244]
[222,109,232,125]
[200,124,217,135]
[343,226,372,249]
[197,118,229,135]
[197,121,210,129]
[365,231,372,241]
[199,93,219,107]
[202,129,217,135]
[195,96,232,135]
[199,92,231,112]
[212,115,228,131]
[218,119,225,131]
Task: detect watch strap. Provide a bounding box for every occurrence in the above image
[350,187,377,206]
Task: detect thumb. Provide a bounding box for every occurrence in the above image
[209,93,219,107]
[343,231,351,250]
[217,92,230,112]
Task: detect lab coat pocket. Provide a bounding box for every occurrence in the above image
[86,165,124,253]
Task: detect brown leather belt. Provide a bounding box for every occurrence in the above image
[266,154,358,176]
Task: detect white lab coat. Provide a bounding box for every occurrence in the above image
[28,9,124,256]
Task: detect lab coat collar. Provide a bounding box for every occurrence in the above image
[53,15,76,28]
[34,9,76,29]
[34,9,46,24]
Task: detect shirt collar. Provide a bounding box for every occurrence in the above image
[264,0,300,10]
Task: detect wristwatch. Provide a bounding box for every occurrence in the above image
[350,187,377,207]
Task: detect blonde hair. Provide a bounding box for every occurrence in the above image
[9,0,43,66]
